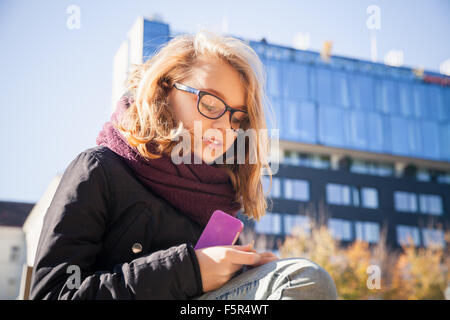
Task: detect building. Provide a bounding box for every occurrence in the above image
[112,17,450,252]
[0,201,34,299]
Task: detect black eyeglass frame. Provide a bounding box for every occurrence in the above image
[173,82,248,132]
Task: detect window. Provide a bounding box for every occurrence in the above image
[398,82,414,118]
[283,62,309,100]
[318,105,345,147]
[328,218,352,241]
[437,172,450,184]
[262,176,281,198]
[285,100,316,143]
[343,110,368,148]
[421,121,440,159]
[361,188,379,209]
[316,68,334,105]
[375,79,399,115]
[326,183,359,206]
[390,116,410,155]
[366,112,389,153]
[416,169,431,182]
[396,225,420,246]
[419,194,443,216]
[355,221,380,243]
[350,73,375,111]
[439,123,450,161]
[284,179,309,201]
[326,183,350,205]
[421,228,445,248]
[264,59,282,98]
[350,160,394,177]
[255,212,282,235]
[284,214,310,236]
[9,246,20,262]
[310,154,331,169]
[394,191,418,213]
[334,71,350,107]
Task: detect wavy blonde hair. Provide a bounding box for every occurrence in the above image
[115,30,275,221]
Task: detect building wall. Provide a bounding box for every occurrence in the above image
[0,226,26,299]
[257,160,449,250]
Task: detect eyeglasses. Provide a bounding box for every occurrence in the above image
[173,82,249,132]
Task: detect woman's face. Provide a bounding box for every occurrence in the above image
[168,56,247,164]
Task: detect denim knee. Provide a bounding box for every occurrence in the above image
[277,258,338,300]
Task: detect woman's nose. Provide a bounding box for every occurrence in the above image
[211,110,232,130]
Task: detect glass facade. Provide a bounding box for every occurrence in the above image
[248,41,450,162]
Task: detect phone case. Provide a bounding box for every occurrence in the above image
[194,210,244,250]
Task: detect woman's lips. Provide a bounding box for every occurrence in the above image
[203,136,223,149]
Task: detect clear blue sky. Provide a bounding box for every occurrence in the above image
[0,0,449,203]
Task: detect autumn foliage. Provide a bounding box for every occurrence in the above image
[277,222,450,300]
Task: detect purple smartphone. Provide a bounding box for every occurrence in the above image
[194,210,244,250]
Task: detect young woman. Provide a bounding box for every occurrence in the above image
[29,31,337,300]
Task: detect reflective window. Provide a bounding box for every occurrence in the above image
[328,218,352,241]
[318,105,345,147]
[428,86,444,122]
[421,121,440,159]
[264,59,282,97]
[355,221,380,243]
[419,194,443,216]
[421,228,445,248]
[284,179,309,201]
[398,82,414,118]
[439,123,450,161]
[411,84,426,119]
[266,97,282,132]
[343,110,368,148]
[316,68,334,105]
[262,176,281,198]
[394,191,418,213]
[350,160,394,177]
[350,73,375,111]
[285,100,316,143]
[283,62,310,100]
[284,214,310,236]
[396,225,421,246]
[438,87,449,121]
[361,188,379,209]
[255,212,282,234]
[407,119,423,157]
[334,71,350,108]
[326,183,355,206]
[366,112,388,152]
[375,79,399,115]
[390,116,410,155]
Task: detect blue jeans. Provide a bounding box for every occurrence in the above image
[192,257,338,300]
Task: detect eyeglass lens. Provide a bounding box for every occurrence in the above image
[199,94,247,130]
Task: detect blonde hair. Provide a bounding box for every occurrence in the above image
[115,30,275,221]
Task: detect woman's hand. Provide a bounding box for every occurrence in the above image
[195,243,280,292]
[195,243,260,292]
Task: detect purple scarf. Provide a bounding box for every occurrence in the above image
[95,95,242,227]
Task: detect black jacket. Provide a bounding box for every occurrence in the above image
[29,145,236,299]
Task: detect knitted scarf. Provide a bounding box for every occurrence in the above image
[95,94,242,227]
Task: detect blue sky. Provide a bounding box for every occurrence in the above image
[0,0,449,203]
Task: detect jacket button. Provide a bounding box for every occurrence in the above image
[131,242,143,254]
